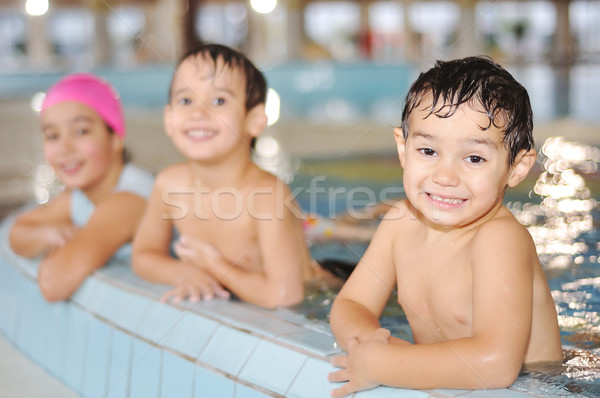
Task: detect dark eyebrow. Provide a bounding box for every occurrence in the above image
[462,137,498,150]
[212,83,236,98]
[410,130,497,150]
[409,131,436,141]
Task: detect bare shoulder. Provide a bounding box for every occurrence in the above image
[246,168,295,210]
[154,163,191,188]
[472,207,536,256]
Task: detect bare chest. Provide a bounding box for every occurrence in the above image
[393,240,474,342]
[169,192,262,270]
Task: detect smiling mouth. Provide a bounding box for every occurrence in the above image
[61,161,83,173]
[186,129,216,139]
[427,193,465,206]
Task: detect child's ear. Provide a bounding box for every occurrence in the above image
[111,131,125,154]
[393,127,407,168]
[246,104,268,138]
[508,148,537,188]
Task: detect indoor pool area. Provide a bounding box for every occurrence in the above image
[0,59,600,397]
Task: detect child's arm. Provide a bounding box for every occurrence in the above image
[329,219,537,396]
[173,182,309,309]
[131,177,228,300]
[330,212,399,349]
[37,192,147,301]
[9,192,76,258]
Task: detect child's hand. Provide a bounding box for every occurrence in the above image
[160,269,230,303]
[43,223,78,252]
[328,328,391,397]
[173,235,223,270]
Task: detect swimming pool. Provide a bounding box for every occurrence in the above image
[1,62,599,396]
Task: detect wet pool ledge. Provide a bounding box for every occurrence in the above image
[0,214,541,398]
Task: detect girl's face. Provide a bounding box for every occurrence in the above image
[41,101,123,192]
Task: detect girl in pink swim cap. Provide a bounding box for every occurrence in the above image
[9,73,154,301]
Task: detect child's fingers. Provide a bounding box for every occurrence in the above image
[330,353,349,369]
[160,289,176,303]
[327,368,349,383]
[373,328,391,342]
[330,383,353,398]
[213,285,231,299]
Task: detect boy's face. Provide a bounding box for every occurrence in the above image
[41,101,123,191]
[164,54,265,163]
[395,100,533,228]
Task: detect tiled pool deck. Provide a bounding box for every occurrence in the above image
[0,213,549,398]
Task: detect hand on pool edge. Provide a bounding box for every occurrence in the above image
[328,328,391,397]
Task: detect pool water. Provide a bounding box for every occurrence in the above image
[290,136,600,397]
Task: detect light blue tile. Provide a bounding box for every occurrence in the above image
[195,299,264,322]
[233,313,307,339]
[429,388,476,397]
[106,329,133,398]
[16,278,45,359]
[235,383,272,398]
[460,389,534,397]
[160,351,195,397]
[287,357,338,398]
[198,326,260,376]
[355,386,430,397]
[82,319,112,398]
[276,329,338,356]
[70,276,101,308]
[2,282,21,342]
[194,366,235,398]
[161,311,219,358]
[84,282,130,321]
[113,294,152,333]
[130,339,162,398]
[239,339,307,394]
[42,300,71,378]
[63,306,91,394]
[136,302,183,344]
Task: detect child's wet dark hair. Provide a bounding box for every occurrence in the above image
[170,43,267,112]
[401,56,534,165]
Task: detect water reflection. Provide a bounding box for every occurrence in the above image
[510,137,599,269]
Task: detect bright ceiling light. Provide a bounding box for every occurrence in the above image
[250,0,277,14]
[25,0,49,16]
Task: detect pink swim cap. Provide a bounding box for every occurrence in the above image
[41,73,125,138]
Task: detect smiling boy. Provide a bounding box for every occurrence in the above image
[328,56,563,396]
[132,44,326,309]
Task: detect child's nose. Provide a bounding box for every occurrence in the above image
[191,100,211,118]
[432,161,460,186]
[57,136,75,152]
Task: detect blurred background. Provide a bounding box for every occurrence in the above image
[0,0,599,212]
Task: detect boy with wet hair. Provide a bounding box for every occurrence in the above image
[328,56,563,396]
[132,44,327,309]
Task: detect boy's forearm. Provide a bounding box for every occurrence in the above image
[203,257,303,308]
[330,297,382,350]
[132,250,199,286]
[362,337,521,390]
